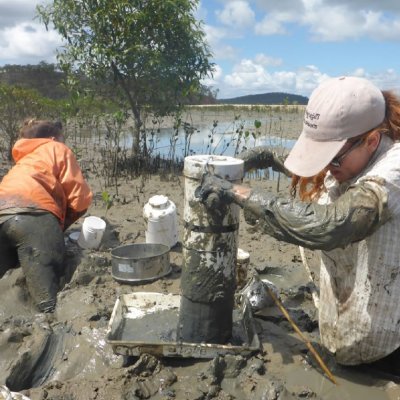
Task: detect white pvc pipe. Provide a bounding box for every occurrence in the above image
[178,155,244,344]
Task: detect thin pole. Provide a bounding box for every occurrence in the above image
[298,246,320,310]
[265,285,337,385]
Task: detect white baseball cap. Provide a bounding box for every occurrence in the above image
[284,76,386,177]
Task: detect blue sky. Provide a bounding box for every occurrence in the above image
[0,0,399,98]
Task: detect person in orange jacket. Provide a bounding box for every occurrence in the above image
[0,119,93,312]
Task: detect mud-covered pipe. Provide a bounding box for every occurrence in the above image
[177,155,244,344]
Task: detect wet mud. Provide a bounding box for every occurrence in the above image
[0,173,399,399]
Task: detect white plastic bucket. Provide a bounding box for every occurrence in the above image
[143,195,178,248]
[78,216,106,249]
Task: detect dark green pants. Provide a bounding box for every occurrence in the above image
[0,213,65,312]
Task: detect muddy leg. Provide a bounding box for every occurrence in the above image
[0,222,18,278]
[3,213,65,312]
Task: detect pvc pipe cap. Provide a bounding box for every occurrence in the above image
[149,195,169,208]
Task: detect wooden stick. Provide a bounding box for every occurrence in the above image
[265,285,337,385]
[298,246,320,310]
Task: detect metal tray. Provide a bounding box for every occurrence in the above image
[106,292,261,359]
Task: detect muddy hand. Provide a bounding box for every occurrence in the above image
[237,146,274,171]
[195,173,235,207]
[237,146,290,175]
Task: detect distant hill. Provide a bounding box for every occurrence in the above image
[0,62,68,99]
[218,92,308,105]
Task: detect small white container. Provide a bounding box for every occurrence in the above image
[236,248,250,289]
[237,248,250,266]
[143,195,178,248]
[78,216,106,249]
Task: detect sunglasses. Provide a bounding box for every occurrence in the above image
[329,137,365,168]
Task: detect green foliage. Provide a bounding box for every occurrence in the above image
[0,62,68,99]
[186,104,305,114]
[97,109,130,193]
[101,190,114,216]
[0,84,56,159]
[37,0,214,155]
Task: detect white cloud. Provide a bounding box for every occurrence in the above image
[254,0,305,14]
[204,24,238,60]
[202,64,223,88]
[300,3,400,41]
[250,0,400,42]
[254,15,287,35]
[351,68,367,77]
[325,0,400,13]
[216,1,255,29]
[362,10,400,40]
[301,4,364,41]
[254,53,282,67]
[0,22,62,64]
[0,0,398,100]
[217,57,331,97]
[348,67,400,93]
[0,0,39,28]
[254,9,297,35]
[215,55,399,98]
[195,0,208,22]
[204,24,228,44]
[293,65,330,93]
[224,59,269,88]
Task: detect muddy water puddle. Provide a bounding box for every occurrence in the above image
[116,309,177,343]
[284,362,400,399]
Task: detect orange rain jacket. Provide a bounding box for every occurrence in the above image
[0,138,92,229]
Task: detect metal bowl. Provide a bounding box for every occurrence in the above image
[111,243,171,283]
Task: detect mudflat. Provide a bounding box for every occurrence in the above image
[0,163,399,399]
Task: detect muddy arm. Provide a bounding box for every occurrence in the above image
[237,146,291,176]
[240,180,389,251]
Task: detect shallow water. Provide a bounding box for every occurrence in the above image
[75,107,301,160]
